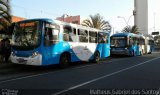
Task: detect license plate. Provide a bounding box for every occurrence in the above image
[17,58,27,63]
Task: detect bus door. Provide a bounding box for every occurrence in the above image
[98,32,110,57]
[43,23,60,64]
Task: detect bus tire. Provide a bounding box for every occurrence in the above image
[130,50,135,57]
[142,50,144,55]
[148,50,152,54]
[92,51,100,63]
[133,51,135,56]
[140,51,142,56]
[59,53,70,68]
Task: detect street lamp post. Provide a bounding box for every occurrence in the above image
[153,13,156,32]
[117,16,128,26]
[117,15,133,26]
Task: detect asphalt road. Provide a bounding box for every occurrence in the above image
[0,52,160,95]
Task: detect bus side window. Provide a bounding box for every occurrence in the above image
[71,28,77,42]
[98,33,103,43]
[133,37,137,44]
[98,32,108,43]
[63,26,77,42]
[89,31,97,43]
[73,28,76,35]
[140,38,145,45]
[63,26,71,41]
[129,37,133,46]
[44,24,60,46]
[78,29,88,42]
[105,33,109,43]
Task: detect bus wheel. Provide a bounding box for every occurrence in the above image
[131,51,135,57]
[141,50,144,55]
[148,50,152,54]
[139,51,142,56]
[133,51,135,56]
[93,51,100,63]
[59,53,70,68]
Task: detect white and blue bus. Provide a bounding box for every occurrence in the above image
[110,32,145,56]
[11,18,110,67]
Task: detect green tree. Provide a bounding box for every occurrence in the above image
[0,0,12,34]
[81,13,111,31]
[122,25,138,33]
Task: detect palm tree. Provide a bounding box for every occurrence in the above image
[81,13,111,31]
[122,25,138,34]
[0,0,12,34]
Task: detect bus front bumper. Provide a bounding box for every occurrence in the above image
[10,52,42,66]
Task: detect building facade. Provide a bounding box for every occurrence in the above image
[12,16,26,23]
[0,16,26,34]
[56,15,80,24]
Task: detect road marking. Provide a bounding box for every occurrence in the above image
[73,56,142,70]
[0,58,120,84]
[53,57,160,95]
[0,72,55,84]
[0,60,116,84]
[0,56,154,85]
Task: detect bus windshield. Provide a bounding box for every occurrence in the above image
[111,37,126,47]
[12,21,41,50]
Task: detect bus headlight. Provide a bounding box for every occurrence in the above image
[31,52,40,58]
[11,52,16,56]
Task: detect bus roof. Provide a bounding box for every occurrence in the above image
[111,32,135,37]
[16,18,110,33]
[111,32,150,39]
[16,18,54,23]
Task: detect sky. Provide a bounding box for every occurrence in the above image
[148,0,160,34]
[11,0,160,34]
